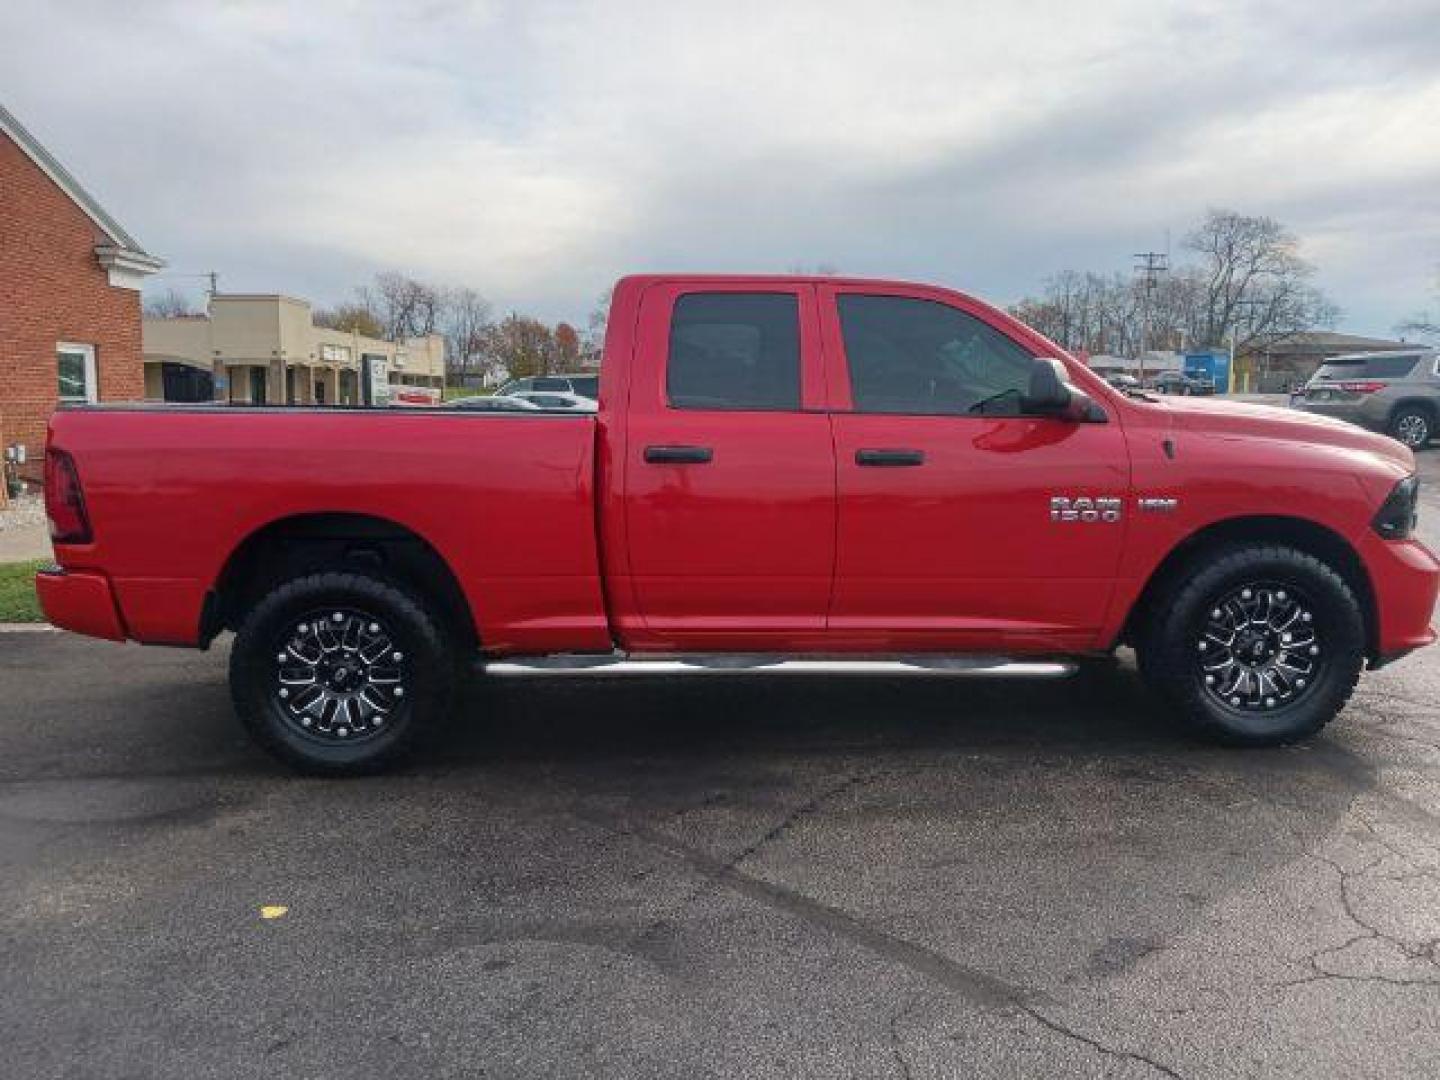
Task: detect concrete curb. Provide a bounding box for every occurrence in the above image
[0,623,58,633]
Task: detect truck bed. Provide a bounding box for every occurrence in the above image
[47,406,612,652]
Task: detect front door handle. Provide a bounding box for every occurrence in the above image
[644,445,714,464]
[855,448,925,467]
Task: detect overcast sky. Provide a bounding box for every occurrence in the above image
[4,0,1438,334]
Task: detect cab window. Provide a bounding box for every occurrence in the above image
[667,293,801,411]
[837,295,1036,416]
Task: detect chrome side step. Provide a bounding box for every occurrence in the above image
[485,654,1077,678]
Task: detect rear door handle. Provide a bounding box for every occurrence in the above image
[644,445,714,464]
[855,448,925,467]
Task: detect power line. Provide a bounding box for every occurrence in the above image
[1133,251,1169,379]
[1133,251,1169,283]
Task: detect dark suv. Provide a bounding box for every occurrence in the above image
[1294,350,1439,449]
[1150,371,1216,396]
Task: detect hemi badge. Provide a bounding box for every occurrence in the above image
[1138,497,1178,513]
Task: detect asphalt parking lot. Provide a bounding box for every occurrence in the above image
[2,453,1438,1079]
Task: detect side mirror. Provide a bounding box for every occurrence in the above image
[1023,357,1102,422]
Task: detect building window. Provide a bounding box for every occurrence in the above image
[57,343,98,403]
[161,362,214,403]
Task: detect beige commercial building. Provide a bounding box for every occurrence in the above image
[143,294,445,406]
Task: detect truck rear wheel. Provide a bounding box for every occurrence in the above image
[1135,545,1364,745]
[230,572,456,775]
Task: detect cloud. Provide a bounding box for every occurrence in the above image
[3,0,1437,332]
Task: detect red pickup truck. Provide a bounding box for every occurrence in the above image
[38,275,1438,773]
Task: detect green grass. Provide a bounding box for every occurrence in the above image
[442,385,491,401]
[0,559,46,622]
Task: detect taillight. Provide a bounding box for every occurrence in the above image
[1339,381,1386,394]
[44,447,92,544]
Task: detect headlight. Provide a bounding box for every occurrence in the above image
[1372,475,1420,540]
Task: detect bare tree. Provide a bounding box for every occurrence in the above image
[1010,210,1337,357]
[1184,209,1336,352]
[358,272,443,341]
[1396,268,1440,343]
[314,302,385,339]
[581,288,612,366]
[143,288,200,318]
[439,287,494,376]
[1010,271,1144,356]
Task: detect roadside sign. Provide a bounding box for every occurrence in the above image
[361,353,390,407]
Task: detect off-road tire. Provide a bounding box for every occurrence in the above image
[230,572,456,775]
[1135,545,1364,745]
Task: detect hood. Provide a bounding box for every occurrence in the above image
[1151,396,1416,473]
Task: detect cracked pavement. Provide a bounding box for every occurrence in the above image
[1,455,1437,1078]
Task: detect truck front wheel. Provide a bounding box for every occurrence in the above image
[230,572,456,775]
[1136,545,1365,745]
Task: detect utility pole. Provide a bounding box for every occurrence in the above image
[1231,296,1265,393]
[207,270,219,297]
[1133,250,1169,384]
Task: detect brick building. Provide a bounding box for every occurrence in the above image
[0,103,163,482]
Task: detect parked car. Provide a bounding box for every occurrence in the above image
[497,374,600,400]
[509,390,598,411]
[1149,371,1216,396]
[390,387,442,407]
[1105,373,1141,391]
[39,273,1437,774]
[1292,350,1439,450]
[449,395,541,411]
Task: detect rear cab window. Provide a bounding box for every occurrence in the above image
[667,293,801,411]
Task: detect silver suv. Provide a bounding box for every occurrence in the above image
[496,373,599,400]
[1293,349,1439,449]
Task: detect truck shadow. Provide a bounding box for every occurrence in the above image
[432,657,1375,870]
[442,659,1188,765]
